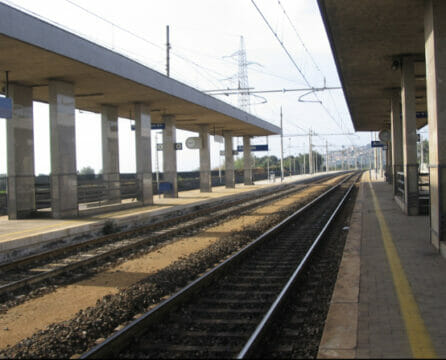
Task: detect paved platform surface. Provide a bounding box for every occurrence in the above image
[0,173,325,262]
[319,172,446,358]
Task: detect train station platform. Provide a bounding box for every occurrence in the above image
[0,173,326,264]
[318,172,446,359]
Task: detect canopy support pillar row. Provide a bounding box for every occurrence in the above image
[199,125,211,193]
[243,136,253,185]
[49,80,78,218]
[163,115,178,198]
[101,105,120,204]
[391,90,403,197]
[401,56,419,215]
[7,84,35,219]
[134,103,153,205]
[425,0,446,248]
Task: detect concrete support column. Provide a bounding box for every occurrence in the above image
[7,84,35,219]
[243,136,253,185]
[425,0,446,248]
[401,56,419,215]
[391,91,403,196]
[101,105,120,203]
[49,80,78,218]
[381,148,385,178]
[199,125,211,192]
[224,133,235,188]
[134,103,153,205]
[162,115,178,197]
[386,140,392,184]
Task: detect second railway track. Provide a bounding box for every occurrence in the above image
[81,172,360,359]
[0,173,343,300]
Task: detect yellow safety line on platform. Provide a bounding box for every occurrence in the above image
[0,220,86,240]
[368,181,437,359]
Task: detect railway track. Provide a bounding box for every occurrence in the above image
[80,172,360,359]
[0,173,343,299]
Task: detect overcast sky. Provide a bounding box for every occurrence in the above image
[0,0,373,175]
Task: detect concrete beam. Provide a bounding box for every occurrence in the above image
[424,0,446,249]
[243,136,253,185]
[101,105,120,203]
[199,125,211,192]
[49,80,78,218]
[401,56,419,215]
[7,84,35,219]
[316,1,426,132]
[162,115,178,198]
[224,133,235,188]
[0,3,281,137]
[134,103,153,205]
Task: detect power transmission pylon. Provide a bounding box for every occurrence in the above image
[238,36,250,112]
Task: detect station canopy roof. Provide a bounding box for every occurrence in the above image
[317,0,427,131]
[0,3,280,137]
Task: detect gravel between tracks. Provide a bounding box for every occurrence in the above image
[260,182,358,358]
[0,180,341,359]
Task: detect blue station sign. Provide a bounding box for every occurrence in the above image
[151,123,165,130]
[237,144,269,152]
[0,97,12,119]
[131,123,166,131]
[371,140,384,148]
[399,111,428,119]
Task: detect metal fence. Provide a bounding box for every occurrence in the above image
[395,171,430,215]
[419,172,430,215]
[0,176,6,192]
[396,171,405,199]
[0,168,286,214]
[35,175,51,209]
[0,176,6,215]
[28,169,274,209]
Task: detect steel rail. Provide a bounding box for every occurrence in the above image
[0,183,286,272]
[80,172,357,359]
[237,175,357,358]
[1,175,331,273]
[0,174,340,297]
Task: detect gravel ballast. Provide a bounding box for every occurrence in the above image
[0,183,339,359]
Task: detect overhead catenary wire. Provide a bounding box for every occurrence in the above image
[174,44,308,87]
[54,0,351,137]
[326,88,348,132]
[203,86,341,96]
[172,51,229,85]
[276,0,324,81]
[251,0,354,145]
[3,0,248,115]
[250,0,313,89]
[63,0,235,95]
[64,0,306,99]
[64,0,164,51]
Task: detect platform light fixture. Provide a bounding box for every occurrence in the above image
[391,60,400,71]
